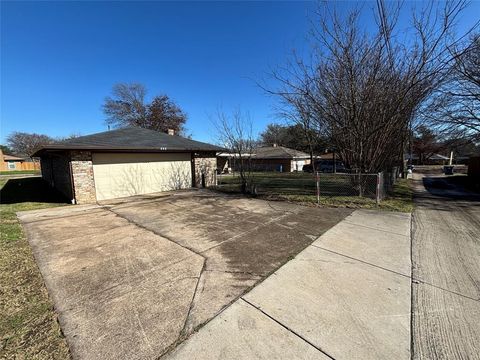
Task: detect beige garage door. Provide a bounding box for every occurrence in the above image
[92,153,192,201]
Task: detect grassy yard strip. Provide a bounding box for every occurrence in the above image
[379,178,414,212]
[0,179,70,358]
[217,173,413,212]
[0,170,40,175]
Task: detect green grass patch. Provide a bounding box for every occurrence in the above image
[379,178,414,212]
[217,173,413,212]
[0,178,70,358]
[0,170,40,175]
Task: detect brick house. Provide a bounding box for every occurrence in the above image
[218,145,311,173]
[32,127,223,204]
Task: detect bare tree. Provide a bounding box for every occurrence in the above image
[6,132,55,158]
[213,108,255,194]
[285,92,324,171]
[263,56,326,171]
[103,83,187,135]
[422,34,480,139]
[265,0,475,176]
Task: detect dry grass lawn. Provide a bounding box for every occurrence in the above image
[0,177,70,359]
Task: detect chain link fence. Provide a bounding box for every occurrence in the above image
[216,167,401,205]
[317,167,400,203]
[316,172,378,199]
[377,167,401,201]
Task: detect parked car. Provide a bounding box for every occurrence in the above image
[303,160,347,173]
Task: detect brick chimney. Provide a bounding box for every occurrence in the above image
[167,129,175,136]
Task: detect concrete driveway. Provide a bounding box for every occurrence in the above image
[18,190,351,360]
[411,171,480,359]
[166,209,412,360]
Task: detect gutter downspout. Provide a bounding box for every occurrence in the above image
[68,159,76,204]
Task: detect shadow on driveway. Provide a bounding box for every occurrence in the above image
[413,175,480,211]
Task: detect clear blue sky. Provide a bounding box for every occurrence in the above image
[1,1,479,145]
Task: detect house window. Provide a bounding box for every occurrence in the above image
[7,161,16,170]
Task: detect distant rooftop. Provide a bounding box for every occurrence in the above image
[252,146,310,159]
[2,154,26,161]
[406,153,450,160]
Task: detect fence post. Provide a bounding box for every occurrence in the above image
[376,172,381,206]
[316,171,320,205]
[358,172,363,197]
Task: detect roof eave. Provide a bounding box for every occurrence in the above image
[33,145,225,157]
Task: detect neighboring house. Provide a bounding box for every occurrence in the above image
[426,153,450,165]
[0,149,40,171]
[318,152,340,160]
[407,153,450,165]
[218,145,311,173]
[216,151,254,174]
[32,127,224,204]
[252,145,311,172]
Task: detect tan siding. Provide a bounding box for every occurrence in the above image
[92,153,191,201]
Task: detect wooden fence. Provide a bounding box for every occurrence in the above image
[0,161,41,172]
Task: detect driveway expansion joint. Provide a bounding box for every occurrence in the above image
[105,205,216,348]
[180,259,207,337]
[240,297,337,360]
[311,244,411,279]
[104,206,207,260]
[343,220,409,237]
[204,269,263,277]
[196,210,296,255]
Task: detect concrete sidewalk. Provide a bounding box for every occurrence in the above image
[165,209,412,360]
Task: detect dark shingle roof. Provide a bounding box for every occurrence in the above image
[252,146,310,159]
[33,127,224,155]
